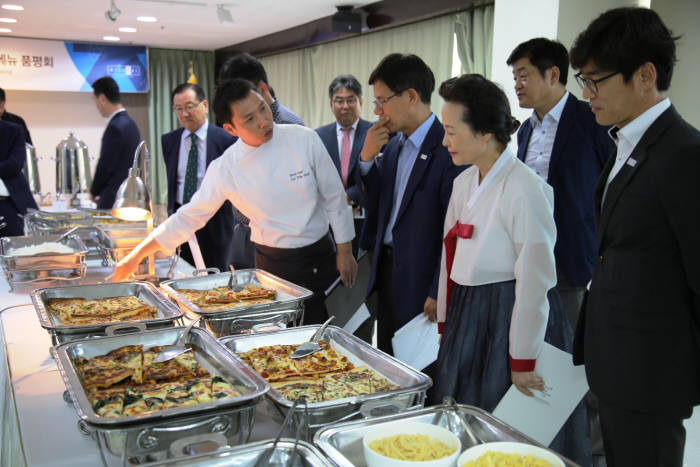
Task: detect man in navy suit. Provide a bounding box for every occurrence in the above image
[508,39,613,328]
[162,83,237,271]
[357,53,464,355]
[0,120,37,236]
[89,76,141,210]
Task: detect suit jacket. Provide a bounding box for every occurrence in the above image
[517,93,614,286]
[573,106,700,415]
[162,123,237,271]
[0,120,37,215]
[315,119,371,206]
[1,110,32,145]
[358,117,465,329]
[90,111,141,209]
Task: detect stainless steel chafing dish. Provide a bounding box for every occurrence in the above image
[313,401,576,467]
[0,233,88,289]
[53,326,270,426]
[32,282,185,345]
[138,439,332,466]
[160,269,311,337]
[220,325,431,433]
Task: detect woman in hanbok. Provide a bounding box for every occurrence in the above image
[434,74,590,466]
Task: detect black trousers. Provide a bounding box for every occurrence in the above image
[598,400,690,467]
[254,234,337,325]
[376,245,396,356]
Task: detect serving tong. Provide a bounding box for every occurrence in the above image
[290,315,334,359]
[228,264,245,292]
[152,317,201,363]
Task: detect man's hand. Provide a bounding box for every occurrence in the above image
[511,370,545,397]
[360,116,391,162]
[89,193,98,204]
[423,297,437,322]
[336,242,358,288]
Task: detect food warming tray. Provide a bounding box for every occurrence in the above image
[53,326,270,426]
[220,325,431,431]
[160,269,311,336]
[32,281,184,343]
[313,401,576,467]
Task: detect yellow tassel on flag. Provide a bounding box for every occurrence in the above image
[187,60,197,84]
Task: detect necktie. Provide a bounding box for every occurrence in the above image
[340,127,352,187]
[441,221,474,332]
[183,133,199,204]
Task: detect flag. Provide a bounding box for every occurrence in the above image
[187,60,197,84]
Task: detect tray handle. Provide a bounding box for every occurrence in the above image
[136,414,232,450]
[192,267,220,277]
[104,322,147,336]
[168,433,229,457]
[228,314,291,334]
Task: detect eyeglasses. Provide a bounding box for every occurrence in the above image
[332,96,358,106]
[173,101,202,114]
[373,90,406,110]
[574,71,619,94]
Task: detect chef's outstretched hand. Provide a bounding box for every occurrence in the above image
[336,242,357,288]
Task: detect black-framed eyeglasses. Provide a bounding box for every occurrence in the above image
[173,101,202,114]
[574,71,619,94]
[373,90,406,110]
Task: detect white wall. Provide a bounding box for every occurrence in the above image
[3,90,148,201]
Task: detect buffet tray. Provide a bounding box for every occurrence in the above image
[204,307,303,337]
[220,325,431,431]
[53,326,270,426]
[0,232,88,270]
[313,401,576,466]
[31,281,184,339]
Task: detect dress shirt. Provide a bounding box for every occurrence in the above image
[270,99,305,126]
[436,148,557,362]
[176,120,208,205]
[359,113,436,245]
[0,179,8,196]
[151,124,354,250]
[335,119,359,158]
[105,108,126,126]
[603,98,671,204]
[524,91,569,180]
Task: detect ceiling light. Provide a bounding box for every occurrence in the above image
[105,0,121,23]
[0,27,11,33]
[136,16,157,23]
[216,4,233,25]
[103,35,120,41]
[119,26,136,32]
[1,5,23,11]
[0,17,16,22]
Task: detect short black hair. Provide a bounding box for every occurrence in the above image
[439,74,519,145]
[91,76,121,103]
[0,87,5,102]
[218,53,269,86]
[507,38,569,85]
[328,74,362,100]
[570,7,679,91]
[170,83,206,104]
[213,78,258,124]
[369,53,435,104]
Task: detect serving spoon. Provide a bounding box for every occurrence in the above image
[290,315,335,359]
[152,317,201,363]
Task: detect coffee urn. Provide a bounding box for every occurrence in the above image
[55,132,92,205]
[23,143,41,194]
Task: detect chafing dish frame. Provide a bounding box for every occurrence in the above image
[220,325,432,432]
[53,326,270,426]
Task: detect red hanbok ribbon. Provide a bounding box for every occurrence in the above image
[440,221,474,333]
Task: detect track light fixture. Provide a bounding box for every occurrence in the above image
[105,0,121,23]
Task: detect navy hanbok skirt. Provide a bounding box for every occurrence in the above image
[433,280,591,467]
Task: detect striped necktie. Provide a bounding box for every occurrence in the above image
[183,133,199,204]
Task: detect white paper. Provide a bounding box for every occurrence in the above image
[493,343,589,446]
[187,235,206,270]
[391,313,440,370]
[342,303,371,334]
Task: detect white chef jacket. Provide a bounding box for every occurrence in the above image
[436,148,557,362]
[151,124,354,251]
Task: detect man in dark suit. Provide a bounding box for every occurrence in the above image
[508,38,614,328]
[357,53,464,355]
[89,76,141,210]
[0,120,37,236]
[0,87,33,145]
[570,8,700,466]
[162,83,237,271]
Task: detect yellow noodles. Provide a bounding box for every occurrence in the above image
[462,451,551,467]
[369,433,456,461]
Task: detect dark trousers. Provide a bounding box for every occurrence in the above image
[555,271,586,329]
[254,234,337,325]
[0,199,25,236]
[598,400,690,467]
[376,245,396,356]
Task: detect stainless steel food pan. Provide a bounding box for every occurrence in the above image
[203,307,303,338]
[53,326,270,426]
[220,325,431,430]
[0,232,87,270]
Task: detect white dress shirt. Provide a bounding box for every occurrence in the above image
[524,91,569,180]
[151,124,354,250]
[335,119,359,157]
[176,120,209,205]
[105,108,125,126]
[603,98,671,204]
[437,148,557,361]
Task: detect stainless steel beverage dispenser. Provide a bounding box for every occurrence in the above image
[55,132,92,205]
[23,143,41,194]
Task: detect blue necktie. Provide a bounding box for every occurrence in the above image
[183,133,198,204]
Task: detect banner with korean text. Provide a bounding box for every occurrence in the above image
[0,37,148,92]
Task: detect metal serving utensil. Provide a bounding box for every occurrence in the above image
[152,317,201,363]
[289,315,335,359]
[228,264,244,292]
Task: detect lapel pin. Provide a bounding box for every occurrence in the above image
[626,158,637,167]
[420,154,428,160]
